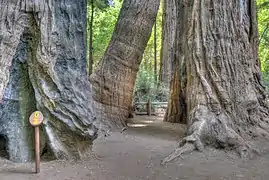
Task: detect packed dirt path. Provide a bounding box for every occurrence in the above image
[0,116,269,180]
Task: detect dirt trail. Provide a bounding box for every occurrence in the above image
[0,116,269,180]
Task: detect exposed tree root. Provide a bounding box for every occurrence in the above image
[160,0,269,166]
[161,133,260,165]
[88,151,102,161]
[161,142,195,165]
[161,105,264,164]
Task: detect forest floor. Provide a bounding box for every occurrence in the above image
[1,115,269,180]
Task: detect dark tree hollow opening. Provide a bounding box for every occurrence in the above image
[0,134,9,159]
[0,18,49,162]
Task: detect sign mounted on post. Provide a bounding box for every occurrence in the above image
[29,111,44,174]
[29,111,44,126]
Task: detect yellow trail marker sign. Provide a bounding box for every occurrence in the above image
[29,111,44,174]
[29,111,43,126]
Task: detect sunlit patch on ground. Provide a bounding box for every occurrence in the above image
[127,123,148,127]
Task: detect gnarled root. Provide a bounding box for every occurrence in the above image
[161,105,264,165]
[161,142,196,165]
[236,141,260,159]
[161,131,260,165]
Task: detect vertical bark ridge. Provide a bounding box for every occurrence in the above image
[0,1,29,102]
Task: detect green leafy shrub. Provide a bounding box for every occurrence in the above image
[134,68,169,103]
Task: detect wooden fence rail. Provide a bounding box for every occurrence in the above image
[134,100,168,116]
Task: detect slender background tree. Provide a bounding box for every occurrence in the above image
[87,0,115,75]
[159,0,176,86]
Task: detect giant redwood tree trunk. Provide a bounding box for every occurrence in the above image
[90,0,160,128]
[162,0,269,164]
[159,0,176,85]
[0,0,98,162]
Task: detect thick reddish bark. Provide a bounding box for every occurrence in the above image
[90,0,160,129]
[162,0,269,164]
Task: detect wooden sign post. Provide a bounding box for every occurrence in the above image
[29,111,44,174]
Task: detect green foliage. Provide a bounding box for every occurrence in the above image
[88,0,114,9]
[257,0,269,91]
[133,5,166,102]
[140,7,163,72]
[134,67,169,103]
[87,1,166,101]
[87,0,269,100]
[87,0,122,65]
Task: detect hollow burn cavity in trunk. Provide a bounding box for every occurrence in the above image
[0,23,50,162]
[0,134,9,159]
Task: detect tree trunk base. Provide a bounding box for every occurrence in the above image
[93,100,128,131]
[161,105,268,164]
[161,0,269,166]
[0,0,98,162]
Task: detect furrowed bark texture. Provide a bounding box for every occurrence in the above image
[90,0,160,128]
[159,0,176,85]
[162,0,269,164]
[0,0,98,162]
[164,0,186,123]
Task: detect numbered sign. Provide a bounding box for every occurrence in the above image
[29,111,44,126]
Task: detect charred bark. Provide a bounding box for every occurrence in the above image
[90,0,160,128]
[0,0,98,162]
[164,0,186,123]
[162,0,269,164]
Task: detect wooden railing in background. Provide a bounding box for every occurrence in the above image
[134,100,168,116]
